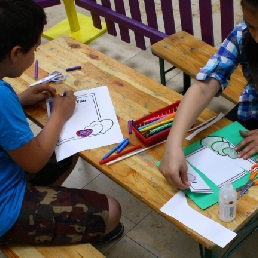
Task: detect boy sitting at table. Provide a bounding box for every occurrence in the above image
[0,0,123,246]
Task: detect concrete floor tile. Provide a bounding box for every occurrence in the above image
[95,215,136,254]
[62,157,101,188]
[85,174,152,224]
[127,210,199,258]
[104,236,157,258]
[29,122,42,136]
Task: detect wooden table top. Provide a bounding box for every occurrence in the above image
[6,36,258,250]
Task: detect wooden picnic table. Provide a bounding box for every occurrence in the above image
[5,35,258,258]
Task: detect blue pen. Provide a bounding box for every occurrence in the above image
[117,138,130,153]
[101,138,129,160]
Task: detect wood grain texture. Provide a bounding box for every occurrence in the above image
[5,36,258,251]
[1,243,105,258]
[151,31,247,104]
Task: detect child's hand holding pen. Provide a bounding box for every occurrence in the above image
[51,90,76,122]
[19,83,56,106]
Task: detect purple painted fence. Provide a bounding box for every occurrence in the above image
[34,0,61,8]
[74,0,235,50]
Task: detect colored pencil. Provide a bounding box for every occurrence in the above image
[106,140,166,165]
[99,144,142,165]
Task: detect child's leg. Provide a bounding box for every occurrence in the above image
[51,154,79,186]
[0,184,121,245]
[26,154,79,186]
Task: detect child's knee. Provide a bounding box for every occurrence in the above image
[107,196,121,219]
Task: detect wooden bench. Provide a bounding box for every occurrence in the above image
[151,31,247,104]
[1,243,105,258]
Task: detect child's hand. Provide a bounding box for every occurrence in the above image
[235,129,258,160]
[19,83,56,106]
[51,90,76,122]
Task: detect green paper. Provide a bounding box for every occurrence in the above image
[157,121,256,210]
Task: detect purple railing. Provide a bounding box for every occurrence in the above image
[34,0,61,8]
[74,0,235,50]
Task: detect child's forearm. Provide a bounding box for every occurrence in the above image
[33,113,67,165]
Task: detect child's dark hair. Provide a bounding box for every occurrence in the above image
[0,0,46,61]
[241,0,258,86]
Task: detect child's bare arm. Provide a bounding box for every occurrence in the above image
[7,91,76,173]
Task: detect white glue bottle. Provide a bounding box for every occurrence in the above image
[218,182,237,222]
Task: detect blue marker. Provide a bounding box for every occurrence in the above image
[117,138,130,153]
[66,65,81,72]
[101,138,129,160]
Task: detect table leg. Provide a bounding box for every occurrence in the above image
[42,0,107,43]
[62,0,80,32]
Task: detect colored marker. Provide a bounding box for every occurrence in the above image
[143,114,167,124]
[128,120,132,134]
[138,117,164,130]
[106,141,166,165]
[99,144,142,165]
[117,138,130,153]
[66,65,81,72]
[140,118,174,133]
[34,60,38,79]
[131,120,140,132]
[145,122,173,137]
[63,90,68,96]
[101,138,129,160]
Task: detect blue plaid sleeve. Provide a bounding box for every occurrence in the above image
[196,23,245,95]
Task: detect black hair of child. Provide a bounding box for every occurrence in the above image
[0,0,46,61]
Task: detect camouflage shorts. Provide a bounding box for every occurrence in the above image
[0,184,109,245]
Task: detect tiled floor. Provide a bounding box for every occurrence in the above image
[2,1,258,258]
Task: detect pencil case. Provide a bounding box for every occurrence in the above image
[131,100,181,146]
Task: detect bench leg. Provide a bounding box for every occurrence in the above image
[159,57,166,86]
[183,72,191,94]
[199,244,218,258]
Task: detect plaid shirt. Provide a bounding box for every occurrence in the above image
[196,22,258,121]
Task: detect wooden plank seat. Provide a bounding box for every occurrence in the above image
[1,243,105,258]
[151,31,247,104]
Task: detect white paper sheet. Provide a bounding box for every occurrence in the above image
[186,113,225,140]
[187,163,213,193]
[46,86,123,161]
[160,191,236,248]
[186,147,254,188]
